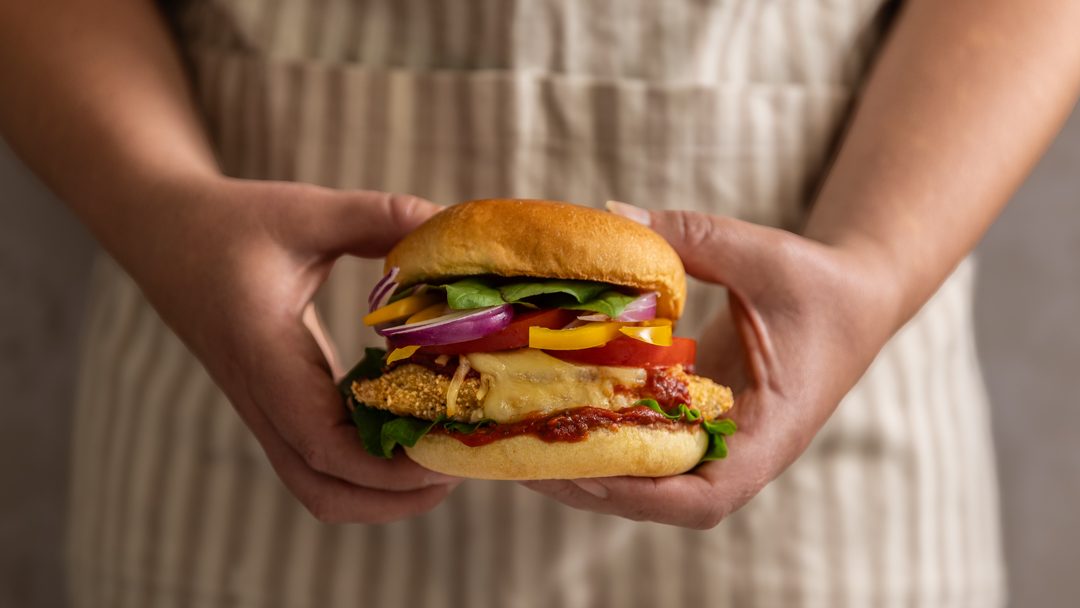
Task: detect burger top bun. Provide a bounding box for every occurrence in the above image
[386,199,687,319]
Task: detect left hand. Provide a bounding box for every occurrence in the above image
[116,177,461,523]
[521,203,902,529]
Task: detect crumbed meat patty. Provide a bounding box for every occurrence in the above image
[352,364,485,422]
[351,361,733,423]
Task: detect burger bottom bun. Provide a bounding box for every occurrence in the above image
[404,426,708,480]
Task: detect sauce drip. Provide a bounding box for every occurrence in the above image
[643,367,692,410]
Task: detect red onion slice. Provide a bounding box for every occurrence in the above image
[368,267,401,312]
[575,314,609,322]
[381,304,514,346]
[367,267,399,306]
[615,292,658,322]
[371,284,400,312]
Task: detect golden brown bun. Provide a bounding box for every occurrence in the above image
[386,199,687,319]
[404,425,707,480]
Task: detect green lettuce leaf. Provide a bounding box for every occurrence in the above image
[441,276,635,314]
[350,403,398,458]
[563,290,638,319]
[637,399,697,421]
[378,416,443,458]
[498,280,609,305]
[701,418,738,460]
[443,278,505,309]
[635,399,737,461]
[348,402,497,459]
[443,418,496,434]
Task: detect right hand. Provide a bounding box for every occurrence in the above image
[524,204,902,528]
[116,175,459,523]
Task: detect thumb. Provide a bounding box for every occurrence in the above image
[606,200,770,288]
[297,188,444,259]
[608,201,781,391]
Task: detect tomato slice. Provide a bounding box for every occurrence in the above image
[418,308,577,355]
[547,336,697,368]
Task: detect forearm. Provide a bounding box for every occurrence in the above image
[804,0,1080,328]
[0,0,219,256]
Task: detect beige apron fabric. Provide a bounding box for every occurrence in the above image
[67,1,1005,606]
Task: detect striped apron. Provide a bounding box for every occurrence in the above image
[67,1,1007,606]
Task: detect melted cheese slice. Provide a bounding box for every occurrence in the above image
[463,349,646,423]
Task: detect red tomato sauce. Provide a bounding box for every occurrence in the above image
[643,367,692,409]
[434,405,699,446]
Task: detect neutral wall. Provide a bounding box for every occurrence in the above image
[0,140,93,607]
[973,107,1080,607]
[2,106,1079,606]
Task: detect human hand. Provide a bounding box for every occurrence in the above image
[116,176,459,523]
[522,203,901,528]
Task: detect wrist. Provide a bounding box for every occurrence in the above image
[89,171,246,281]
[72,160,224,242]
[827,236,909,341]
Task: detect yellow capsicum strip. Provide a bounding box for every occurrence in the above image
[528,322,624,350]
[619,323,673,346]
[386,345,421,364]
[362,292,441,326]
[405,303,447,324]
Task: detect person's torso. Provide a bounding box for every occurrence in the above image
[67,3,1005,607]
[167,0,898,352]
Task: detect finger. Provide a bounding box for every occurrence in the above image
[242,316,459,491]
[232,379,460,523]
[521,392,799,527]
[287,463,458,524]
[606,200,780,290]
[608,201,780,391]
[295,189,444,258]
[521,474,728,529]
[524,438,772,529]
[520,414,777,529]
[302,302,343,380]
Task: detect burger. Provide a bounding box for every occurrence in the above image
[340,199,735,479]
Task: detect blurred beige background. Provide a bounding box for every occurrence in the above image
[2,105,1078,606]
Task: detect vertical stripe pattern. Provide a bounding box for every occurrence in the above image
[66,1,1005,607]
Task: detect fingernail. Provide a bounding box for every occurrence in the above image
[605,200,652,227]
[572,478,609,499]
